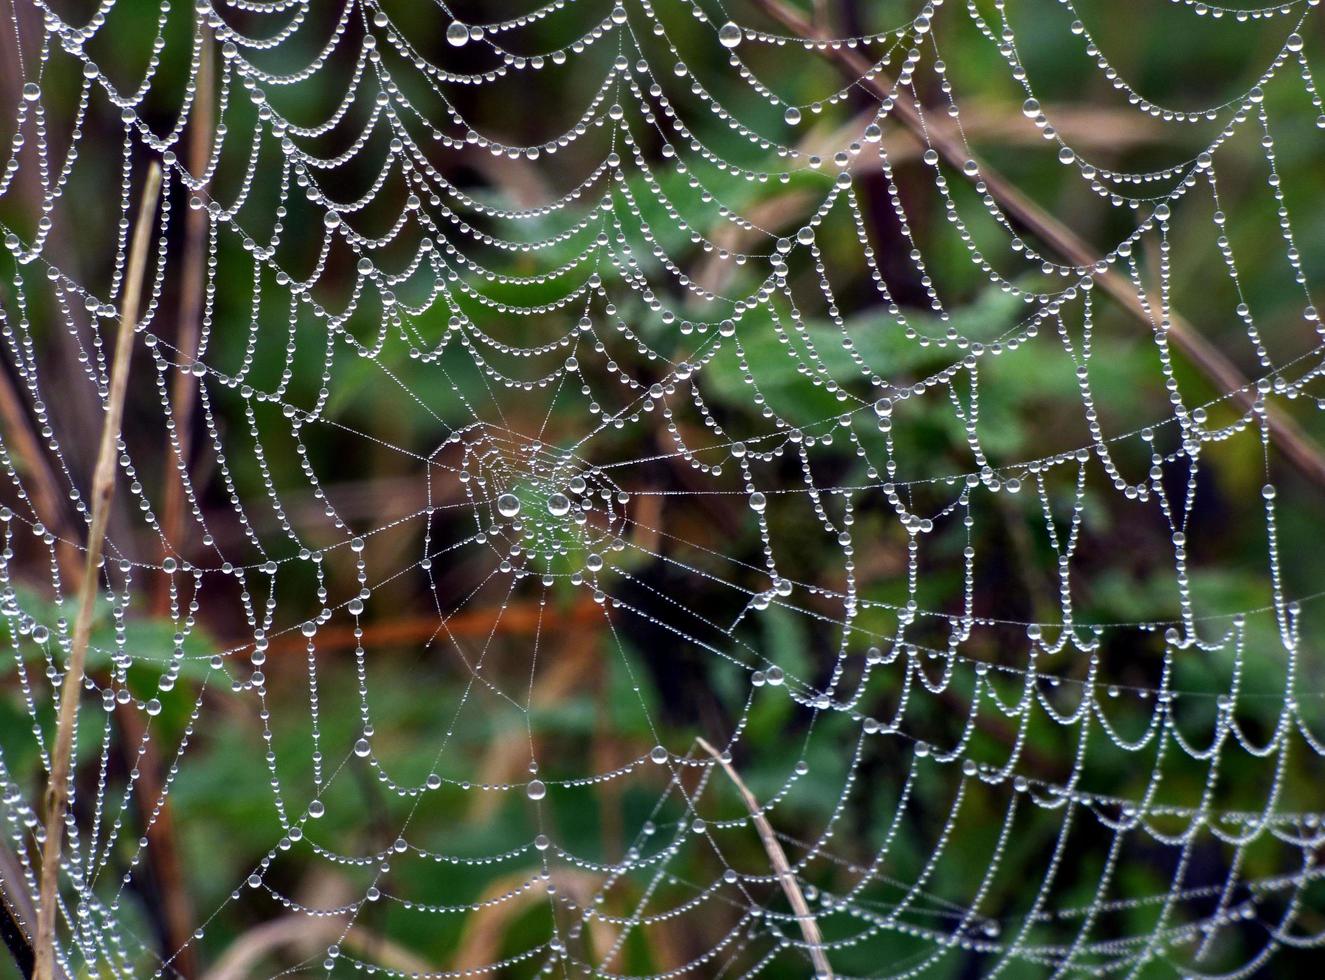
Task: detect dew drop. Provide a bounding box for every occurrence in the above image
[718,22,742,48]
[547,493,571,517]
[497,493,521,518]
[446,21,469,46]
[526,779,547,800]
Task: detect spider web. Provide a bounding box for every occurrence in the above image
[0,0,1324,976]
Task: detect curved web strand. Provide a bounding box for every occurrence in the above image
[0,0,1323,977]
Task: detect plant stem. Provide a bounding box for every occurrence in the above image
[155,26,214,614]
[695,737,834,978]
[33,161,162,980]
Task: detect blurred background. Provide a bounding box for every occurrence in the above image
[1,0,1324,976]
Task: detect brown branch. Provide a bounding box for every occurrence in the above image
[0,900,32,980]
[144,32,216,970]
[33,162,162,980]
[155,26,214,611]
[0,367,79,581]
[259,597,603,658]
[113,706,196,978]
[694,737,834,979]
[749,0,1325,492]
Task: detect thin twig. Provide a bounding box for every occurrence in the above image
[695,737,834,978]
[749,0,1325,491]
[33,162,162,980]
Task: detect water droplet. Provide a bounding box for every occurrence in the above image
[749,492,767,513]
[22,83,39,102]
[497,493,521,518]
[526,779,546,800]
[547,493,571,517]
[446,21,469,46]
[354,738,370,757]
[718,22,742,48]
[784,106,802,125]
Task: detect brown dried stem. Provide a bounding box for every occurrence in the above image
[33,162,162,980]
[695,737,834,978]
[155,26,214,611]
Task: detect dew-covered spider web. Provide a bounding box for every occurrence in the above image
[1,0,1325,975]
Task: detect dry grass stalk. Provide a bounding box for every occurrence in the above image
[695,737,834,978]
[33,162,162,980]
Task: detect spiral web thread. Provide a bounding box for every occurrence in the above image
[1,0,1324,976]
